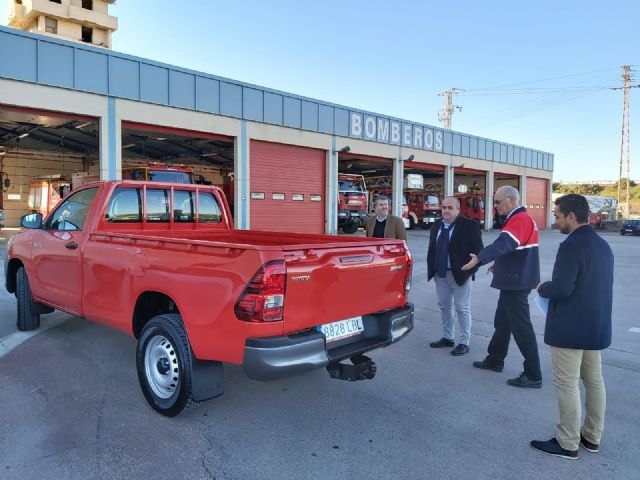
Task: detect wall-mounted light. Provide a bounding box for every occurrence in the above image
[334,146,350,154]
[403,154,415,162]
[454,163,465,168]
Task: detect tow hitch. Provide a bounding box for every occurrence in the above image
[326,354,377,381]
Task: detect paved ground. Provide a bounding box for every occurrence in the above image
[0,227,639,480]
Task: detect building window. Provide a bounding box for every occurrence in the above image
[81,26,93,43]
[45,17,58,34]
[82,0,93,10]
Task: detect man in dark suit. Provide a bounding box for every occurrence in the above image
[427,196,483,355]
[365,195,407,240]
[530,194,614,460]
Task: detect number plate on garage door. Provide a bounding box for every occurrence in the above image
[318,317,364,343]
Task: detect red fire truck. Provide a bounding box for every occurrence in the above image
[28,176,71,217]
[338,173,368,234]
[457,193,486,227]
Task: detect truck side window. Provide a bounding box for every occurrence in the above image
[198,192,222,223]
[46,187,98,231]
[174,190,195,223]
[146,189,170,222]
[106,188,142,222]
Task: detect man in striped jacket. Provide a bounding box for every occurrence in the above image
[462,186,542,388]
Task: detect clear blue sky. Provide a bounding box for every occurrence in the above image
[2,0,639,182]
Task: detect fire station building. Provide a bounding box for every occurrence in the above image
[0,25,553,232]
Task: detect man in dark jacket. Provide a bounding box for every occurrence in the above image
[530,194,613,460]
[427,196,483,355]
[462,186,542,388]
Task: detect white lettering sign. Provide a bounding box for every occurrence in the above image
[377,118,389,142]
[403,124,412,146]
[391,121,401,144]
[351,113,362,137]
[434,130,443,151]
[424,128,434,149]
[364,116,376,140]
[413,127,423,148]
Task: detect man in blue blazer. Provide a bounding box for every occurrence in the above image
[427,196,483,355]
[530,194,614,460]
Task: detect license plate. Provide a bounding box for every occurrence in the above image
[318,317,364,343]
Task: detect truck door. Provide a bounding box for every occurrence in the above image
[29,187,99,315]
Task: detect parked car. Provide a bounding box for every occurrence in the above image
[620,219,640,236]
[5,180,414,416]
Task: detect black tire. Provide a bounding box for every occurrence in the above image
[16,267,40,331]
[408,216,415,230]
[342,221,358,234]
[136,313,196,416]
[620,231,625,236]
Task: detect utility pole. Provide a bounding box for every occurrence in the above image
[438,88,464,129]
[611,66,638,218]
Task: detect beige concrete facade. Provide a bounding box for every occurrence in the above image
[7,0,117,48]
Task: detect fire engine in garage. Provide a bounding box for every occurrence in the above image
[28,175,71,217]
[456,193,486,227]
[338,173,368,234]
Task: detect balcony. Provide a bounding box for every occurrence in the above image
[68,4,118,31]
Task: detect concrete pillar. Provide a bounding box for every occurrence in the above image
[100,96,120,180]
[326,138,338,234]
[234,120,250,230]
[392,150,404,217]
[485,167,495,230]
[520,174,527,208]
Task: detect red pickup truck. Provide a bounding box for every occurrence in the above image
[5,181,414,416]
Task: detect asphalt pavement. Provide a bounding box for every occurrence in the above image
[0,226,639,480]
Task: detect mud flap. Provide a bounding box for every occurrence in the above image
[190,357,225,402]
[326,354,377,381]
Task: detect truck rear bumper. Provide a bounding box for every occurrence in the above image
[243,304,414,381]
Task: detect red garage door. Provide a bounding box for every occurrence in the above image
[250,140,325,233]
[526,177,548,229]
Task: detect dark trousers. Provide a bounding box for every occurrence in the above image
[486,289,542,381]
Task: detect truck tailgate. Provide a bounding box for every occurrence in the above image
[282,242,410,333]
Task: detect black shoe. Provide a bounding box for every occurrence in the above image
[451,344,470,356]
[507,372,542,388]
[472,359,503,372]
[580,435,599,453]
[530,438,578,460]
[430,337,455,348]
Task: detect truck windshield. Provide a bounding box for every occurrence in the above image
[148,171,193,184]
[339,180,365,192]
[425,195,439,206]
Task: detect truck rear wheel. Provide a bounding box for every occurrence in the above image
[342,221,358,234]
[136,314,195,416]
[16,267,40,331]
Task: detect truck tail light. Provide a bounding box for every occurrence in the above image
[404,250,413,294]
[234,260,286,322]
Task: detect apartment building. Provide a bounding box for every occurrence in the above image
[7,0,117,48]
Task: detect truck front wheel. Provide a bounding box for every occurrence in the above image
[16,267,40,331]
[136,314,195,416]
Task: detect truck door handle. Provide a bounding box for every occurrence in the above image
[65,242,78,250]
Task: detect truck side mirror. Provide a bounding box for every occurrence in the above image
[21,213,43,229]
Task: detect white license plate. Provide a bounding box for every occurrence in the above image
[318,317,364,343]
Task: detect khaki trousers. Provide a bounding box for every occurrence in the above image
[551,347,606,451]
